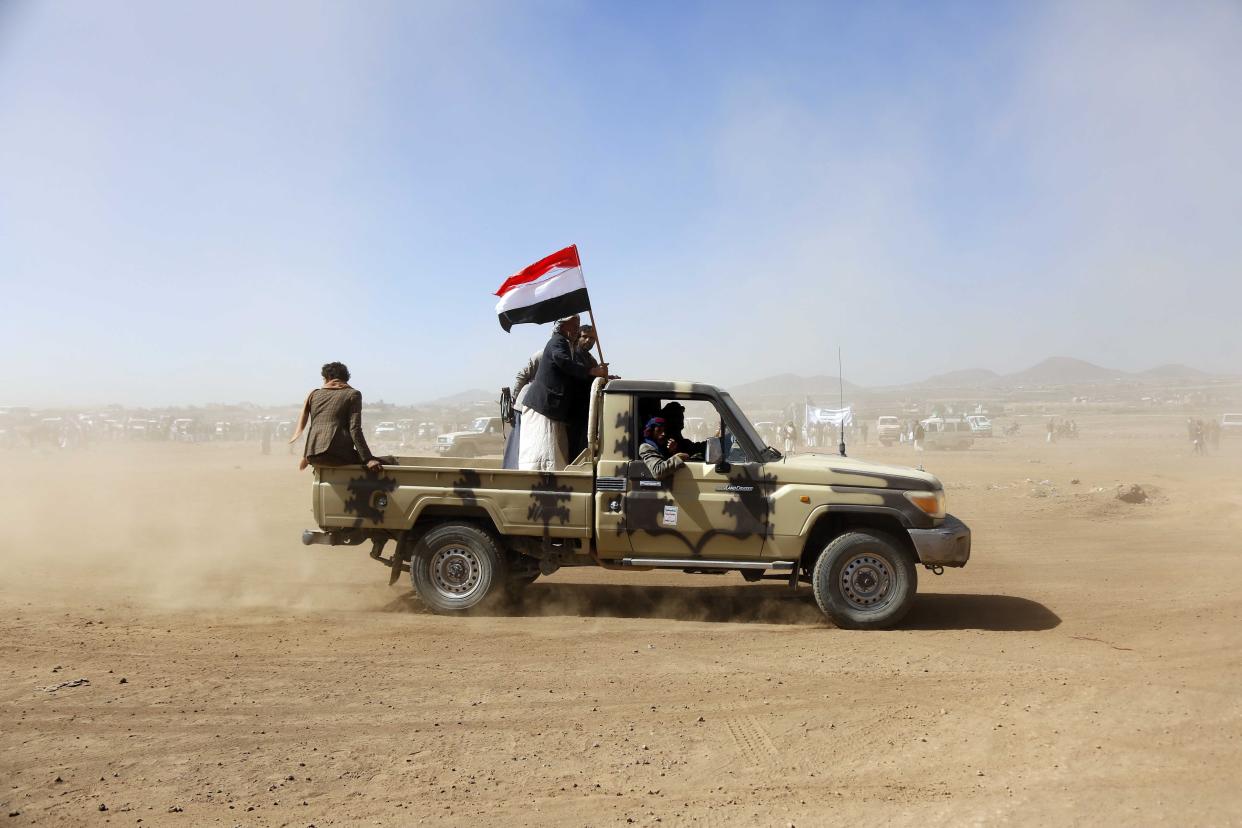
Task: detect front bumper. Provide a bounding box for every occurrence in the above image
[908,513,971,567]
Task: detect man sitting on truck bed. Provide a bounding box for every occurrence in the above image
[639,417,689,479]
[289,361,383,472]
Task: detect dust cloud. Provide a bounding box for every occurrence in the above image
[0,441,391,614]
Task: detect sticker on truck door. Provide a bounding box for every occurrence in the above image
[662,505,679,527]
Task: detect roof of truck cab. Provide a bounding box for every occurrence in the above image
[604,379,722,395]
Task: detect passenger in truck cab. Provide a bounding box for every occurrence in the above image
[639,417,689,480]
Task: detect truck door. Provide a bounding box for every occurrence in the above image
[621,397,770,561]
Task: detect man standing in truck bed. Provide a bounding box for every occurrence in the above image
[519,315,609,470]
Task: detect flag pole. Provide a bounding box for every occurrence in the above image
[575,246,607,368]
[587,308,606,366]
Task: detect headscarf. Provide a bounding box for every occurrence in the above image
[642,416,668,455]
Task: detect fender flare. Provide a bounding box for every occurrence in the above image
[405,496,506,534]
[797,504,916,537]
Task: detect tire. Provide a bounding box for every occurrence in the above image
[410,522,507,612]
[811,531,917,630]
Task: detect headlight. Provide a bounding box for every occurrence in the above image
[903,490,945,519]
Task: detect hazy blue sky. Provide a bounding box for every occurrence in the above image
[2,0,1239,406]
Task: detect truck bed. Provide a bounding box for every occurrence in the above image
[312,456,595,539]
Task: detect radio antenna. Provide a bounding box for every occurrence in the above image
[838,346,847,457]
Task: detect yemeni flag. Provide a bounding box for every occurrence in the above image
[494,244,591,331]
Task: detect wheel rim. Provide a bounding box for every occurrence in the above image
[839,553,894,611]
[429,545,483,600]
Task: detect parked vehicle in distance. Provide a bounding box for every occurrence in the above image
[373,421,400,440]
[1221,413,1242,436]
[920,417,975,451]
[965,415,993,438]
[876,416,901,445]
[171,418,195,441]
[436,416,505,457]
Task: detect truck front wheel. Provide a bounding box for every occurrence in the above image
[410,522,507,612]
[812,531,917,630]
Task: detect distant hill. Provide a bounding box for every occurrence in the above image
[1002,357,1125,386]
[1137,363,1212,379]
[731,373,861,398]
[423,388,494,406]
[917,358,1216,388]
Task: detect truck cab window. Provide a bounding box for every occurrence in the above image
[635,397,752,463]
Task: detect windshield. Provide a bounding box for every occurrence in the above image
[470,417,489,432]
[1223,414,1242,424]
[716,391,774,460]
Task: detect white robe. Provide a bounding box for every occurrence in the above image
[518,407,567,471]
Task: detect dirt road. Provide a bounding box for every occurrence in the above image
[3,415,1240,825]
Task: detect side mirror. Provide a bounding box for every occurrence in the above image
[706,437,731,473]
[705,437,723,464]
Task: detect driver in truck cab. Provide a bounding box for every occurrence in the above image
[660,401,706,458]
[639,417,689,479]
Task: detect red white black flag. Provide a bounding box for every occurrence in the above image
[494,244,591,331]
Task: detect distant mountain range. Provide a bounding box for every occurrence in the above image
[917,356,1214,389]
[421,388,495,406]
[733,357,1219,395]
[729,373,861,398]
[918,368,1003,387]
[426,357,1219,409]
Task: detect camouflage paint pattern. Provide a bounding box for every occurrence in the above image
[312,379,953,565]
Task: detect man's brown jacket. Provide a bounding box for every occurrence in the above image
[303,387,375,466]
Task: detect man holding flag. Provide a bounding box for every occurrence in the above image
[518,314,610,469]
[494,245,613,470]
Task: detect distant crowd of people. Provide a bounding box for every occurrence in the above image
[1187,417,1221,455]
[1045,418,1079,443]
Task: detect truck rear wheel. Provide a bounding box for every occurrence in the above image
[410,522,507,612]
[812,531,916,630]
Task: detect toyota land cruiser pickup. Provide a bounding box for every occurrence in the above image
[302,379,971,629]
[435,416,505,458]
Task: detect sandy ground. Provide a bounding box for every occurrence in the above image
[2,414,1241,826]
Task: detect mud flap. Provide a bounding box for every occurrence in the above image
[388,535,412,585]
[388,549,404,585]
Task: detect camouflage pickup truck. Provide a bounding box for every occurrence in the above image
[302,379,971,629]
